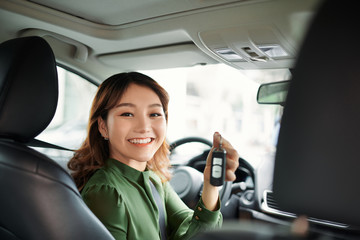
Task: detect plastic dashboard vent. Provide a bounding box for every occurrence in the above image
[261,190,295,218]
[265,191,281,211]
[261,190,349,229]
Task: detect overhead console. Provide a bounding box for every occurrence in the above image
[199,24,296,69]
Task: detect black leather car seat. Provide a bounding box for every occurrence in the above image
[0,36,114,240]
[273,0,360,228]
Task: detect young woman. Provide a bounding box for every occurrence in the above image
[68,72,239,240]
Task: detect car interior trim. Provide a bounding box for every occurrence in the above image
[261,190,349,229]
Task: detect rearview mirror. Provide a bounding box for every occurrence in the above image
[257,80,290,105]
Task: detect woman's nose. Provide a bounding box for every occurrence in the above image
[134,115,151,133]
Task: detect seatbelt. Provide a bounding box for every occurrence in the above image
[149,180,167,240]
[28,138,73,151]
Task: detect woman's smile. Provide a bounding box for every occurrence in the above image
[128,137,154,145]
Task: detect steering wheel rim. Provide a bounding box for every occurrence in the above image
[169,137,212,152]
[169,136,233,209]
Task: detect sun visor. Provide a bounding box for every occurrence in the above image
[98,43,217,70]
[199,25,296,69]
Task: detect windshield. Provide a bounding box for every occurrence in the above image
[37,64,288,166]
[144,64,288,166]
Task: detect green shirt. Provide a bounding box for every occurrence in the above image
[81,158,222,240]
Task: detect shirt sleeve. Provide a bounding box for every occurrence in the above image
[163,182,223,240]
[81,184,127,239]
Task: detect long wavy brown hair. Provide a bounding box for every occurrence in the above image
[68,72,171,191]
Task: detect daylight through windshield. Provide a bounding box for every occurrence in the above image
[38,64,288,166]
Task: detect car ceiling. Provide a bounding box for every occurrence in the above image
[29,0,247,25]
[0,0,322,83]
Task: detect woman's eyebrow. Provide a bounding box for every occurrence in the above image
[115,103,162,108]
[115,103,135,108]
[149,103,163,108]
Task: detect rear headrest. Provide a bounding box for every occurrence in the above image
[273,0,360,226]
[0,36,58,143]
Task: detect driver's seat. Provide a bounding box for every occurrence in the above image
[0,36,114,239]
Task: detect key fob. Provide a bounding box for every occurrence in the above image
[210,147,226,186]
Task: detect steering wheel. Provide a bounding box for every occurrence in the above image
[169,137,233,210]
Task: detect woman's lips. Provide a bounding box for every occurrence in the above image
[128,138,154,145]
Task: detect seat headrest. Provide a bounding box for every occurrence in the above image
[0,36,58,143]
[273,0,360,226]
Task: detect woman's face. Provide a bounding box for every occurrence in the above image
[98,83,167,171]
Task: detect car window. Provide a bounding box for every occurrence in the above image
[35,67,97,165]
[36,64,287,167]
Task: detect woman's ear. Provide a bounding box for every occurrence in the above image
[98,116,108,139]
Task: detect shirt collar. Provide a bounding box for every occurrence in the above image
[106,158,151,183]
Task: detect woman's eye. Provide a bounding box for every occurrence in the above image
[150,113,162,117]
[120,112,133,117]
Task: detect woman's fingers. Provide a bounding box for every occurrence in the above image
[207,132,239,182]
[225,169,237,182]
[224,147,239,181]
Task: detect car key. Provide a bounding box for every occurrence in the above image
[210,135,226,186]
